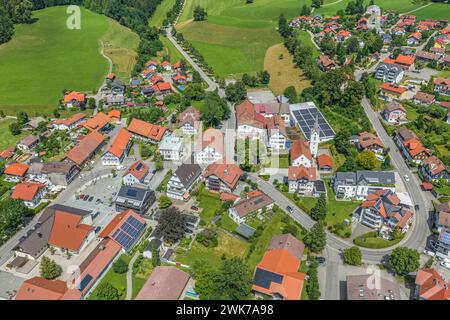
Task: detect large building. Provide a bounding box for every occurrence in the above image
[127,118,168,144]
[159,135,184,161]
[229,190,274,224]
[331,171,396,200]
[166,164,202,200]
[101,129,132,166]
[122,160,151,186]
[136,266,190,300]
[41,162,80,187]
[415,268,450,300]
[236,100,267,141]
[178,107,200,135]
[374,62,404,83]
[346,274,401,300]
[195,128,224,165]
[66,131,105,167]
[394,127,431,164]
[115,185,156,215]
[52,113,86,131]
[203,163,242,193]
[290,139,313,168]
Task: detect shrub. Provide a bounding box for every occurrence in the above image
[113,258,129,274]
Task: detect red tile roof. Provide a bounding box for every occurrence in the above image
[128,118,167,142]
[290,139,312,162]
[380,82,407,94]
[11,182,45,202]
[82,112,111,132]
[434,77,450,86]
[107,129,132,158]
[66,131,104,166]
[64,91,86,103]
[204,163,243,189]
[155,82,172,92]
[423,156,447,176]
[179,107,200,127]
[288,165,316,181]
[48,211,94,251]
[54,113,86,127]
[317,154,333,169]
[415,268,450,300]
[124,160,150,181]
[108,110,121,119]
[4,163,29,177]
[15,277,82,300]
[236,100,267,129]
[357,131,384,149]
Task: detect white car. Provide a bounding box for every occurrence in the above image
[423,250,435,257]
[440,261,450,270]
[404,174,410,182]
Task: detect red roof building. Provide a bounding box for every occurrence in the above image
[317,154,333,171]
[15,277,82,300]
[11,182,45,202]
[290,139,312,167]
[123,160,150,185]
[204,163,243,192]
[415,268,450,300]
[64,91,86,105]
[66,131,104,166]
[127,118,168,143]
[136,266,190,300]
[103,129,132,163]
[81,112,111,132]
[4,163,30,177]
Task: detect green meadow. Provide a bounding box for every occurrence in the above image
[177,0,314,77]
[0,6,138,115]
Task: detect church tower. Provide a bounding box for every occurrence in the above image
[309,116,320,158]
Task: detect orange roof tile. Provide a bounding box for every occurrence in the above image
[317,154,333,169]
[15,277,82,300]
[380,82,407,94]
[204,163,243,189]
[128,118,167,142]
[82,112,111,132]
[107,129,132,158]
[48,211,94,251]
[290,139,312,162]
[108,110,121,119]
[54,113,86,127]
[66,131,104,166]
[64,91,86,104]
[4,163,29,177]
[288,165,316,181]
[11,182,45,202]
[124,160,150,181]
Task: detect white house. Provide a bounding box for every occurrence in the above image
[383,102,407,124]
[290,139,313,168]
[236,100,267,141]
[287,166,317,196]
[195,128,224,165]
[159,135,184,161]
[267,115,288,150]
[11,182,46,209]
[179,107,200,135]
[166,164,202,200]
[122,160,151,186]
[101,129,132,166]
[52,113,86,131]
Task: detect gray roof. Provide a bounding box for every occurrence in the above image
[117,185,151,202]
[38,204,91,224]
[268,234,305,260]
[42,162,76,175]
[235,223,256,239]
[334,172,357,185]
[18,135,39,147]
[14,217,53,258]
[25,117,47,129]
[0,271,25,300]
[346,274,401,300]
[174,164,202,188]
[357,171,396,185]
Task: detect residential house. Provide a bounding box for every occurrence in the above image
[203,163,242,193]
[383,55,415,70]
[115,185,156,215]
[415,51,441,63]
[394,127,431,164]
[413,92,436,105]
[229,190,274,224]
[435,230,450,260]
[145,60,158,70]
[64,91,86,108]
[24,117,47,131]
[81,112,111,133]
[357,189,413,234]
[374,62,404,83]
[101,129,132,166]
[415,268,450,300]
[65,131,105,167]
[434,77,450,96]
[41,162,80,187]
[15,277,82,300]
[253,102,291,126]
[407,32,422,45]
[127,118,168,144]
[252,235,305,300]
[435,202,450,233]
[123,161,151,186]
[166,163,202,200]
[161,61,172,71]
[290,139,312,168]
[172,73,187,85]
[108,110,121,123]
[4,163,30,181]
[383,101,407,124]
[379,82,408,101]
[420,156,449,181]
[16,135,39,152]
[318,55,337,71]
[346,274,401,300]
[11,182,46,208]
[52,113,86,131]
[99,209,147,251]
[355,131,384,154]
[317,154,333,172]
[195,128,224,165]
[442,55,450,68]
[178,107,200,135]
[236,100,267,141]
[267,115,288,150]
[159,135,184,161]
[136,266,190,300]
[331,171,396,200]
[153,82,172,96]
[287,165,317,196]
[0,146,15,161]
[336,29,351,42]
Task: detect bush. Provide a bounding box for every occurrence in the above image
[113,259,129,274]
[343,246,362,266]
[96,283,120,300]
[282,224,298,237]
[196,228,218,248]
[40,257,62,280]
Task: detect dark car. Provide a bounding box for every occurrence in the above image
[88,196,94,202]
[286,206,294,214]
[94,226,101,233]
[414,204,420,211]
[316,256,326,266]
[191,205,199,211]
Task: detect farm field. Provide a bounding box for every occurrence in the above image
[149,0,177,27]
[412,3,450,20]
[0,6,139,115]
[0,118,29,151]
[176,0,317,78]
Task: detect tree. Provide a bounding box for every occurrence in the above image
[311,0,322,9]
[303,222,326,253]
[311,193,327,221]
[356,150,378,170]
[158,195,172,209]
[0,198,34,240]
[201,91,230,127]
[87,98,96,109]
[225,81,247,103]
[257,70,271,85]
[278,14,292,38]
[9,122,21,136]
[210,258,253,300]
[112,259,128,274]
[343,246,362,266]
[389,247,420,276]
[196,228,218,248]
[300,4,311,16]
[193,6,207,21]
[17,111,29,125]
[155,207,187,244]
[283,86,298,103]
[53,108,61,119]
[40,257,62,280]
[96,283,120,300]
[306,256,321,300]
[151,241,161,267]
[282,224,298,237]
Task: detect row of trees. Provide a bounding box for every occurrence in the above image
[0,0,34,44]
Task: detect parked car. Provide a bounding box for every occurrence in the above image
[316,256,327,266]
[88,196,94,202]
[440,261,450,270]
[95,226,101,233]
[404,174,410,182]
[423,250,435,257]
[191,206,199,211]
[286,206,294,214]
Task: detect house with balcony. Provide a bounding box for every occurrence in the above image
[159,135,184,161]
[195,128,224,165]
[374,62,404,83]
[394,127,431,164]
[115,185,156,215]
[332,171,396,200]
[178,107,200,135]
[383,102,407,124]
[203,163,242,194]
[435,202,450,233]
[435,230,450,261]
[166,164,202,201]
[228,190,274,224]
[267,115,288,150]
[41,161,80,187]
[101,129,132,166]
[355,131,384,154]
[11,182,46,209]
[420,156,449,181]
[123,160,151,186]
[287,165,317,196]
[434,77,450,96]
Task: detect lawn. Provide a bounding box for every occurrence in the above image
[175,229,249,268]
[353,231,404,249]
[197,188,223,224]
[89,254,131,300]
[0,6,138,115]
[219,213,239,232]
[176,0,316,77]
[296,30,320,58]
[0,118,29,151]
[159,36,186,63]
[149,0,177,27]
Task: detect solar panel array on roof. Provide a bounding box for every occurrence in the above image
[79,274,93,291]
[439,231,450,246]
[254,197,264,205]
[126,189,138,198]
[290,104,335,141]
[254,268,284,289]
[113,215,145,250]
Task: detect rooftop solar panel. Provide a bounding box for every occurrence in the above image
[254,268,284,289]
[126,189,138,198]
[290,104,335,141]
[79,274,93,291]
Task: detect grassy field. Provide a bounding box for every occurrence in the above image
[0,6,138,115]
[0,118,29,151]
[159,36,185,63]
[175,229,249,268]
[149,0,177,27]
[177,0,317,77]
[197,188,223,224]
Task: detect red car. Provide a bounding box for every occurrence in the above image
[191,206,199,211]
